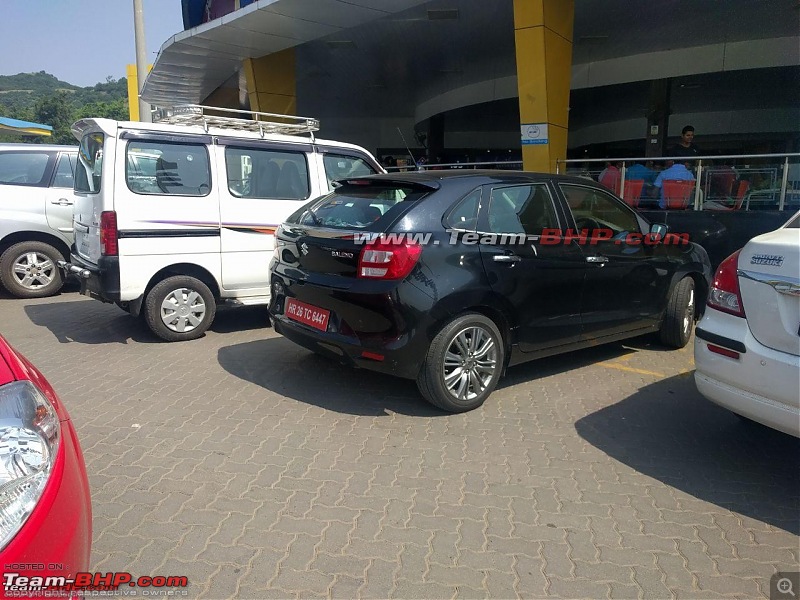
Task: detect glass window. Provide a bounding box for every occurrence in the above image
[293,184,426,230]
[0,152,49,186]
[225,147,309,200]
[323,154,377,189]
[52,154,76,188]
[126,141,210,196]
[487,184,559,235]
[560,184,641,235]
[75,133,105,193]
[445,189,481,230]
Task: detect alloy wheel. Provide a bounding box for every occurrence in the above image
[12,252,56,291]
[441,325,498,401]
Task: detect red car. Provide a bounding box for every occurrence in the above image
[0,335,91,596]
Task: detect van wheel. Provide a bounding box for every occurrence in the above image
[0,241,64,298]
[144,276,216,342]
[416,313,504,413]
[659,276,695,348]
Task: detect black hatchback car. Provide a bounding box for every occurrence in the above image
[269,171,712,412]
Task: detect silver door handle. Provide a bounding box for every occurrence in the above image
[51,198,74,206]
[585,255,609,263]
[493,254,522,263]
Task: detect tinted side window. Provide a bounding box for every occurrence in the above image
[560,184,641,234]
[0,152,50,186]
[323,154,377,188]
[52,154,76,188]
[445,188,481,230]
[127,141,210,196]
[225,147,309,200]
[487,184,559,235]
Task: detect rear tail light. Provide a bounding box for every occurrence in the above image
[707,250,745,317]
[100,210,118,256]
[358,238,422,280]
[0,380,60,551]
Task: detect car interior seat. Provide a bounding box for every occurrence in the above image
[276,161,304,198]
[518,187,556,233]
[254,160,280,197]
[489,193,525,234]
[155,154,182,194]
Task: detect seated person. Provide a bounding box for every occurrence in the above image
[653,160,695,209]
[597,161,622,194]
[625,161,656,185]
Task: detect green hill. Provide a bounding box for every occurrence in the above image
[0,71,129,143]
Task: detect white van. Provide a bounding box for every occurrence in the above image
[60,105,382,341]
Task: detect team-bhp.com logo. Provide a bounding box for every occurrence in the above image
[352,229,690,247]
[2,572,189,597]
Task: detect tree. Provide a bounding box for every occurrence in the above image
[33,92,74,144]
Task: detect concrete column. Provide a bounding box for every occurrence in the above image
[513,0,574,173]
[242,49,297,115]
[426,114,445,162]
[645,79,671,157]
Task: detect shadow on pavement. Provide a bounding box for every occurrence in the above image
[24,300,154,344]
[218,337,444,417]
[576,372,800,535]
[23,297,269,344]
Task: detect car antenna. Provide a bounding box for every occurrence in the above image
[396,127,418,170]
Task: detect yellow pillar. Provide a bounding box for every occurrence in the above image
[127,64,140,121]
[513,0,574,173]
[243,49,297,115]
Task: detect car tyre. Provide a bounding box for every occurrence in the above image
[659,276,695,348]
[0,241,64,298]
[416,313,504,413]
[144,275,216,342]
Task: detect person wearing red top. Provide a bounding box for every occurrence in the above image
[598,161,622,194]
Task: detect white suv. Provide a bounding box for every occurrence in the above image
[60,105,383,341]
[0,143,77,298]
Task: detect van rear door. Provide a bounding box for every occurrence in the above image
[73,126,107,265]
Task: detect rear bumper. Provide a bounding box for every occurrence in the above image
[694,307,800,437]
[59,252,121,303]
[269,275,439,381]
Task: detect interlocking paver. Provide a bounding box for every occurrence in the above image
[1,289,797,599]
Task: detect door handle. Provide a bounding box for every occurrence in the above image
[51,198,74,206]
[585,255,609,264]
[493,254,522,263]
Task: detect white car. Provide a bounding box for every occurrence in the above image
[694,210,800,437]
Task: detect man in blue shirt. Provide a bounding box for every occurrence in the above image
[653,161,695,208]
[625,161,656,185]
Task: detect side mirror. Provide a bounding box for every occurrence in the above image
[650,223,669,237]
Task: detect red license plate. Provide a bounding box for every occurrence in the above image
[285,298,330,332]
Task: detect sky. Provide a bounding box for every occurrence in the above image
[0,1,185,87]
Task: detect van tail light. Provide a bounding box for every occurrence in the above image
[358,238,422,280]
[707,250,745,317]
[100,211,118,256]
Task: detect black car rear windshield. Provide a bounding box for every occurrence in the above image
[293,184,429,230]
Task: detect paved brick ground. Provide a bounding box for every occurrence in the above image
[1,285,797,599]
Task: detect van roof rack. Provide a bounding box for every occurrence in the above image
[151,104,319,138]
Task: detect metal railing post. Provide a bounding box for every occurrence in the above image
[779,156,789,211]
[620,162,627,199]
[694,160,703,210]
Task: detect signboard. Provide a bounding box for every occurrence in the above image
[521,123,549,145]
